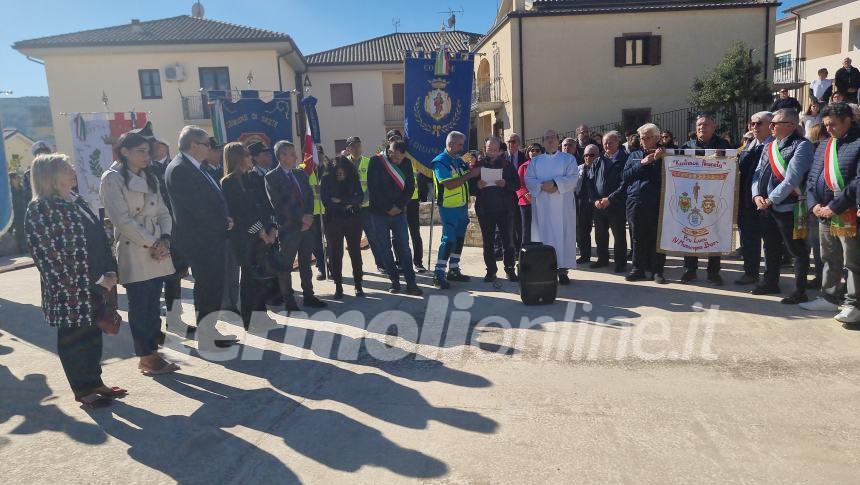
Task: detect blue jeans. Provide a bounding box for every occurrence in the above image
[361,208,384,267]
[370,212,416,286]
[125,277,165,357]
[435,205,469,273]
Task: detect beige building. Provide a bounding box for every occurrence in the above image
[3,129,36,173]
[305,31,482,155]
[473,0,779,143]
[774,0,860,101]
[13,11,306,156]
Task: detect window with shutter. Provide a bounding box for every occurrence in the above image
[330,83,354,107]
[615,34,661,67]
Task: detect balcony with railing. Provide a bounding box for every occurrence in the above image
[181,94,211,121]
[773,57,806,88]
[384,104,405,125]
[472,78,507,112]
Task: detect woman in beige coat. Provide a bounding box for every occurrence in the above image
[100,131,178,375]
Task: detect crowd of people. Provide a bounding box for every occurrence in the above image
[9,85,860,406]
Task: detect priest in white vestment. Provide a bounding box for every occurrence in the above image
[525,130,579,284]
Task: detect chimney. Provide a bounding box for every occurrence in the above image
[130,19,143,34]
[192,2,205,19]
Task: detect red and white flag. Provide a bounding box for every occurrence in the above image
[302,122,317,175]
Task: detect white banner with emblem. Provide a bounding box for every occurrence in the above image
[658,150,739,256]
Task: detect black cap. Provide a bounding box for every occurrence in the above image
[248,141,269,156]
[346,136,361,146]
[386,129,402,141]
[128,121,154,140]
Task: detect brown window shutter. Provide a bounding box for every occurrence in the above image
[649,35,662,66]
[614,37,625,67]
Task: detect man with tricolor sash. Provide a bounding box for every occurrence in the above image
[366,140,422,296]
[751,109,814,304]
[801,102,860,324]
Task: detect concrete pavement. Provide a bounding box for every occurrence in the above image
[1,226,859,484]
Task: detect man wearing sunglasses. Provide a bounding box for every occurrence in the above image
[735,111,774,286]
[751,109,814,304]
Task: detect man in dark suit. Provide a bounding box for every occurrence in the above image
[506,133,527,253]
[265,140,327,311]
[586,131,628,272]
[164,125,237,347]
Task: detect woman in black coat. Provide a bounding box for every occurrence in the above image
[320,156,364,299]
[25,153,122,408]
[221,142,276,329]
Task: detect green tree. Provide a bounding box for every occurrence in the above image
[8,154,22,174]
[689,41,772,142]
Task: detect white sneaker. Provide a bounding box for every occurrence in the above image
[834,306,860,323]
[799,297,840,312]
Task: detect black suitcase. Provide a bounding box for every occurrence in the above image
[518,243,558,305]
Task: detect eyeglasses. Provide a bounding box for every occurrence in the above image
[584,154,598,158]
[751,121,765,126]
[193,140,211,148]
[770,121,794,126]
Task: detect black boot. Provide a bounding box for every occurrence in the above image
[334,283,344,299]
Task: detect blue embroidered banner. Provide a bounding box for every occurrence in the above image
[211,91,293,149]
[301,96,321,144]
[404,51,474,169]
[0,118,10,236]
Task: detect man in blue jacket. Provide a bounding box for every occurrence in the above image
[586,131,628,272]
[751,109,814,304]
[800,102,860,324]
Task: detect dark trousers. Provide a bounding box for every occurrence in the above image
[163,277,182,312]
[278,229,315,298]
[398,199,423,267]
[520,205,532,246]
[511,204,523,254]
[478,210,516,274]
[371,212,417,286]
[125,277,164,357]
[187,242,226,325]
[12,220,26,253]
[57,324,104,397]
[311,215,326,276]
[594,205,627,265]
[325,215,364,285]
[684,256,721,274]
[762,209,809,293]
[577,198,594,260]
[738,206,762,277]
[627,200,665,274]
[235,238,269,330]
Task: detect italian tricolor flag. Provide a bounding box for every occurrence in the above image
[767,141,788,182]
[822,138,857,236]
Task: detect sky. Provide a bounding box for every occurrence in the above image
[0,0,807,98]
[0,0,498,97]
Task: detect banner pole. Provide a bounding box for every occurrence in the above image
[427,191,436,271]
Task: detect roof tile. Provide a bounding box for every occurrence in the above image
[306,31,483,66]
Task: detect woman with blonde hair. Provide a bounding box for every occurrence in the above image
[100,131,178,375]
[221,142,276,329]
[25,153,122,407]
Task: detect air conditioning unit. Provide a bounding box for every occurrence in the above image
[164,63,186,82]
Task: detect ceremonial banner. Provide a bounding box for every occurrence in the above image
[68,112,149,210]
[210,91,292,150]
[404,49,474,174]
[301,96,321,144]
[0,119,11,237]
[658,150,739,256]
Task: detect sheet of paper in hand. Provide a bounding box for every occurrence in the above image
[480,167,503,184]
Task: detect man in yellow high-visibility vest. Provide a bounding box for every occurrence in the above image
[346,136,386,273]
[300,154,326,281]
